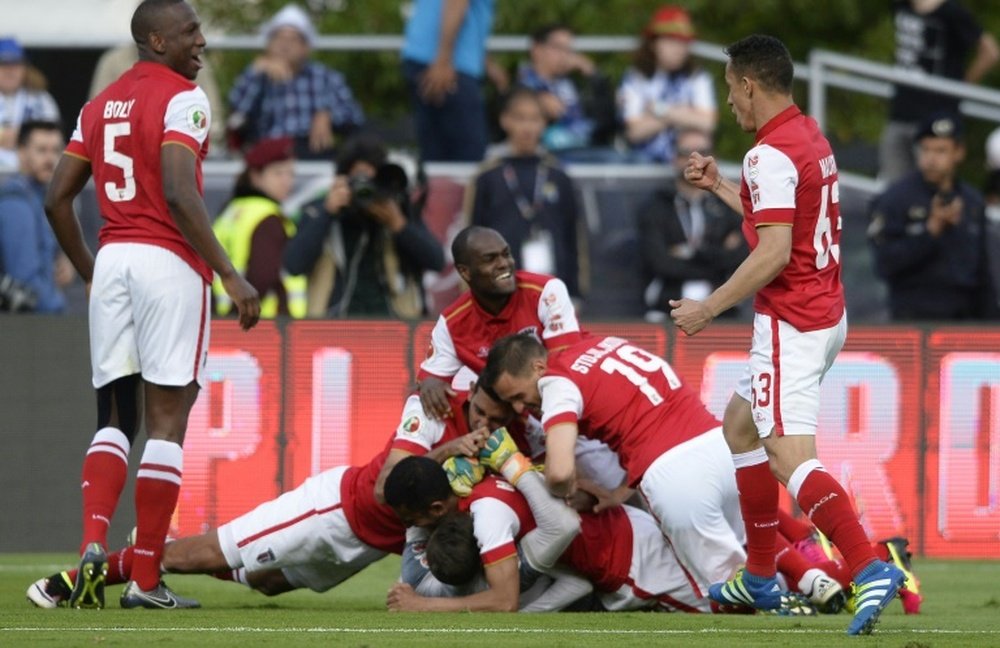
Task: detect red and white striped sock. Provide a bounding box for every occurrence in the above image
[132,440,183,591]
[79,427,130,554]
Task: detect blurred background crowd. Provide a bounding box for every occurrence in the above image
[1,0,999,323]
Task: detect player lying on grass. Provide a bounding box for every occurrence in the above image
[27,384,510,608]
[386,430,820,615]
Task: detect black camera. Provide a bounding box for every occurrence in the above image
[347,162,409,210]
[0,273,38,312]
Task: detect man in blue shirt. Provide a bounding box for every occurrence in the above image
[402,0,495,162]
[0,120,71,313]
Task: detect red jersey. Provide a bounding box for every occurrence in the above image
[65,61,213,282]
[459,476,536,566]
[540,336,720,485]
[340,392,470,554]
[560,506,634,593]
[419,271,582,381]
[739,105,844,331]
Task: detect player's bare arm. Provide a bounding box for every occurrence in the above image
[426,429,489,462]
[44,154,96,284]
[575,477,635,514]
[543,422,579,498]
[670,224,791,336]
[418,376,457,420]
[161,142,260,330]
[684,152,742,214]
[386,555,519,612]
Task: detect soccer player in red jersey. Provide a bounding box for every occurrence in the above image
[671,34,904,635]
[43,0,261,609]
[27,387,502,607]
[480,333,754,605]
[417,225,582,419]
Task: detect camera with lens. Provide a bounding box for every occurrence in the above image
[0,273,38,312]
[347,162,409,211]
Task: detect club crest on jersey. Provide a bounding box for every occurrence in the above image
[401,415,422,436]
[748,153,759,167]
[187,105,208,131]
[517,325,541,342]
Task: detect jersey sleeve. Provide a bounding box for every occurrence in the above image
[417,315,463,381]
[470,497,521,566]
[538,375,584,431]
[390,394,448,455]
[163,87,211,154]
[538,278,582,349]
[745,144,798,225]
[64,110,89,160]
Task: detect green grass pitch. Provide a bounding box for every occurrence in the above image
[2,554,999,647]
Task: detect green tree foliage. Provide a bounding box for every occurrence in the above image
[195,0,1000,176]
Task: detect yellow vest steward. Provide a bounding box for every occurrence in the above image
[212,196,307,318]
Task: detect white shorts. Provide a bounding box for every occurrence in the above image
[90,243,210,388]
[735,312,847,437]
[217,465,387,593]
[638,427,746,599]
[597,505,708,612]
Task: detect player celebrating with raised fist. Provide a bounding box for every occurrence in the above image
[43,0,260,609]
[670,34,904,635]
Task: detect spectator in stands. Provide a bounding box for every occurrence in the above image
[212,137,306,319]
[879,0,999,183]
[227,4,364,159]
[618,6,716,164]
[88,42,226,153]
[0,37,60,171]
[517,23,616,158]
[636,127,746,322]
[869,113,998,320]
[284,133,444,318]
[0,121,73,313]
[401,0,495,162]
[466,88,587,299]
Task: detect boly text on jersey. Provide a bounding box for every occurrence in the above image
[103,99,136,120]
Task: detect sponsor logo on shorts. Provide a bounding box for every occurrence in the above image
[256,548,276,565]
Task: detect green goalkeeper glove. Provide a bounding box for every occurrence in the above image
[479,427,533,486]
[442,455,485,497]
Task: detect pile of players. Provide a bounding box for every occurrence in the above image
[28,226,921,628]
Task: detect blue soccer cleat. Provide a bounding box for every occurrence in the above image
[846,560,906,635]
[708,568,783,611]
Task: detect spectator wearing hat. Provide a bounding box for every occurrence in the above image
[0,37,60,171]
[618,6,717,164]
[879,0,999,183]
[212,137,307,318]
[227,3,364,159]
[868,113,998,320]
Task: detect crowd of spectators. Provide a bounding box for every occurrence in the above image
[0,1,998,321]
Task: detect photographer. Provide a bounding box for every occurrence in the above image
[869,113,999,320]
[284,133,444,317]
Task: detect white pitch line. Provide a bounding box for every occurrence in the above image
[2,627,999,635]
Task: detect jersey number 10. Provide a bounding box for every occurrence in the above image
[600,344,682,406]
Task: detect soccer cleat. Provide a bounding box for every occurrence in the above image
[800,568,847,614]
[793,532,830,565]
[846,560,906,635]
[69,543,108,609]
[877,537,922,614]
[120,580,201,609]
[26,572,73,609]
[708,568,783,611]
[765,591,818,616]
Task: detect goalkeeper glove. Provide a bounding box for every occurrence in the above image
[479,427,533,486]
[442,455,485,497]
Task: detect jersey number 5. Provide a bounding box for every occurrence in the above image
[600,344,682,407]
[104,122,136,203]
[813,181,841,270]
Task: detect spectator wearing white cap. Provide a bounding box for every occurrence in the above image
[227,3,364,159]
[0,37,60,171]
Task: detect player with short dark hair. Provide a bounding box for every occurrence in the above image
[673,33,905,635]
[42,0,260,609]
[418,225,582,419]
